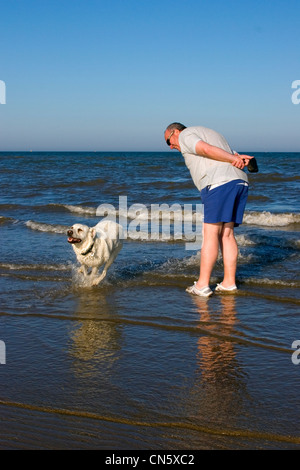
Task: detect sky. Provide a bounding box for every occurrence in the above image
[0,0,299,151]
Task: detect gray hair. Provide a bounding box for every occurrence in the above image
[165,122,187,132]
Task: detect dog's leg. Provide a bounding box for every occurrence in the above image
[90,266,99,278]
[78,265,88,276]
[91,267,108,286]
[89,266,103,286]
[90,246,121,286]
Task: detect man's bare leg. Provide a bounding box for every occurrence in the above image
[219,222,238,287]
[195,222,222,289]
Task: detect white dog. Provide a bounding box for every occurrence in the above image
[67,219,123,286]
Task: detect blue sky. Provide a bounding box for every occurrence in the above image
[0,0,299,151]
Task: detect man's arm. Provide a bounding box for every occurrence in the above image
[195,141,253,169]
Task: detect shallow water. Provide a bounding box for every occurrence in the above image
[0,151,299,449]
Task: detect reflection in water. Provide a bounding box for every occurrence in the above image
[67,289,122,378]
[187,295,250,427]
[196,296,239,382]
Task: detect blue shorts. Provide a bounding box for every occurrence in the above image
[200,179,248,227]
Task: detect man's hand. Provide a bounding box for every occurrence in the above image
[195,142,255,169]
[231,153,254,169]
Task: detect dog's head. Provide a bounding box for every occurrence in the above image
[67,224,96,246]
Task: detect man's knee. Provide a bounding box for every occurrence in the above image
[203,222,223,236]
[221,223,235,239]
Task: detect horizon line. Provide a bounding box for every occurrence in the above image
[0,149,299,153]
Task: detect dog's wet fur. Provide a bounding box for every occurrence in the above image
[67,219,123,286]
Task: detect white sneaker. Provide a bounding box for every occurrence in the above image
[186,282,213,297]
[215,282,237,293]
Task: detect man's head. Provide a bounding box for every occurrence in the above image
[164,122,186,151]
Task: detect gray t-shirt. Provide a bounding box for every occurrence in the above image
[178,126,248,191]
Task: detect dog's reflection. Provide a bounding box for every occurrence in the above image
[67,288,122,376]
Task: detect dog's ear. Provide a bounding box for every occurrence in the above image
[90,227,97,239]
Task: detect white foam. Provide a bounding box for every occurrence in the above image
[244,277,299,287]
[120,206,203,223]
[31,204,300,228]
[24,219,195,243]
[63,205,300,228]
[24,218,256,249]
[126,230,197,242]
[25,220,67,234]
[0,215,14,224]
[243,211,300,227]
[159,252,201,271]
[71,265,98,288]
[293,240,300,249]
[235,234,256,246]
[63,204,97,215]
[0,262,71,271]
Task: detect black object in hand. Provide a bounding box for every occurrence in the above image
[247,157,259,173]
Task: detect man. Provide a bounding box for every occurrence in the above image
[164,122,254,297]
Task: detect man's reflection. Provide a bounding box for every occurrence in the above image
[188,294,249,422]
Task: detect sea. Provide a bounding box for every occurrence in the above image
[0,151,299,450]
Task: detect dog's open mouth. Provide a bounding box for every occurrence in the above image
[67,237,82,244]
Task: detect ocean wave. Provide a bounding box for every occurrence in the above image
[0,216,14,225]
[62,204,300,227]
[293,240,300,249]
[243,211,300,226]
[156,249,252,273]
[243,277,300,288]
[251,172,300,183]
[235,234,256,246]
[0,262,71,272]
[137,179,193,189]
[25,220,68,234]
[23,219,273,249]
[23,209,300,242]
[62,204,97,215]
[247,194,270,202]
[24,219,201,243]
[125,230,195,242]
[52,178,106,189]
[0,204,20,210]
[24,218,250,246]
[64,203,203,222]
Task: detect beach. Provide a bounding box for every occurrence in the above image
[0,151,299,449]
